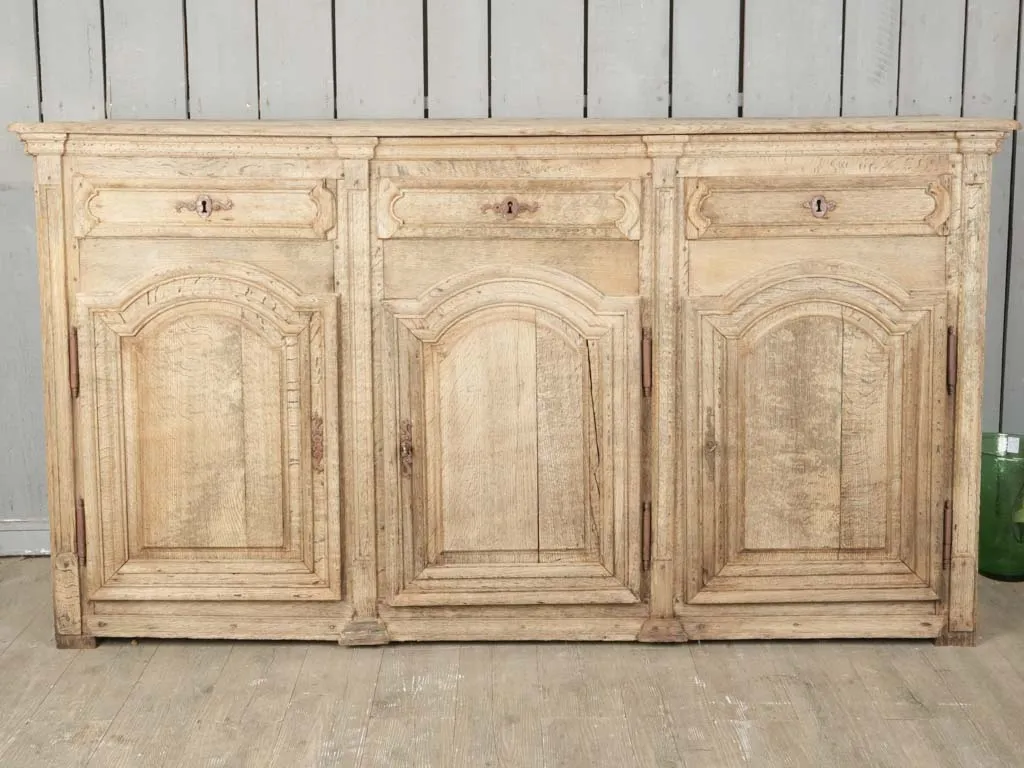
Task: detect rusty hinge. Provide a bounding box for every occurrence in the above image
[942,500,953,570]
[641,327,652,397]
[641,501,652,571]
[68,327,80,398]
[75,498,86,565]
[947,326,957,396]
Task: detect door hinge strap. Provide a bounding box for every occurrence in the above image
[942,500,952,570]
[641,327,652,397]
[75,498,86,566]
[947,326,957,396]
[69,327,80,399]
[641,501,652,571]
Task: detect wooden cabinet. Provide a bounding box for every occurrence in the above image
[11,118,1014,647]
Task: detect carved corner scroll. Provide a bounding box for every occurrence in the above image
[685,180,712,239]
[310,180,337,239]
[377,177,405,239]
[614,180,642,240]
[925,174,953,236]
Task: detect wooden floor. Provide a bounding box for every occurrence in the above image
[3,558,1024,768]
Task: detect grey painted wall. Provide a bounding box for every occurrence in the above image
[1,0,1022,553]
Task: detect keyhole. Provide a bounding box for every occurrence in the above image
[814,198,823,213]
[506,200,515,214]
[200,199,209,215]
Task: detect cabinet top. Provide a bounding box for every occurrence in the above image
[9,117,1019,140]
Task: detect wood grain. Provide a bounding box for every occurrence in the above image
[9,117,1012,642]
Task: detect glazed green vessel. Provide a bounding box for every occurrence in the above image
[979,433,1024,580]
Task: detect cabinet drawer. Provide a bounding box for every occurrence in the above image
[73,177,336,239]
[684,175,952,239]
[377,176,642,240]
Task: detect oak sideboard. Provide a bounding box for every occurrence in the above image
[10,117,1016,647]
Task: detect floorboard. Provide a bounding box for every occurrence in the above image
[2,556,1024,767]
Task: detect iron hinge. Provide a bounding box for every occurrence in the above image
[946,326,957,396]
[942,500,953,570]
[69,327,80,399]
[75,498,86,566]
[641,501,652,571]
[641,327,652,397]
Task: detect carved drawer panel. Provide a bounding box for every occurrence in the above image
[684,175,952,239]
[376,176,642,240]
[73,177,336,239]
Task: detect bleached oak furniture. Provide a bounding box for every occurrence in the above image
[11,118,1015,648]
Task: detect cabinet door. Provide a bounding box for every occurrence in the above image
[380,267,643,606]
[77,261,341,601]
[685,264,947,605]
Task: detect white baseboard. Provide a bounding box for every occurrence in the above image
[0,520,50,556]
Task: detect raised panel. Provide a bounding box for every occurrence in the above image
[381,266,641,606]
[377,177,642,240]
[685,262,945,605]
[685,175,952,239]
[73,177,336,239]
[78,262,341,601]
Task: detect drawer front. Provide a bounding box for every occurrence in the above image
[685,175,952,239]
[73,177,336,239]
[377,177,642,240]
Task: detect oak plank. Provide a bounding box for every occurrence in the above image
[267,645,382,767]
[87,642,233,766]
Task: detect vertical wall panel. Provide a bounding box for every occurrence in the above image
[491,0,585,118]
[963,0,1020,432]
[104,0,187,118]
[258,0,334,118]
[842,0,901,116]
[897,0,966,115]
[672,0,740,117]
[426,0,488,118]
[37,0,105,120]
[336,1,423,118]
[0,0,47,553]
[1001,13,1024,433]
[588,0,670,118]
[744,0,844,117]
[186,0,258,118]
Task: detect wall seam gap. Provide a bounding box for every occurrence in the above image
[182,0,191,118]
[422,0,429,118]
[32,0,43,121]
[254,0,262,118]
[583,0,589,117]
[737,0,745,117]
[838,0,848,115]
[667,0,674,118]
[330,0,338,119]
[99,0,109,118]
[998,3,1024,432]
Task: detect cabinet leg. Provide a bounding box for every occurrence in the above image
[934,629,976,647]
[339,619,390,646]
[55,633,97,650]
[637,618,688,643]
